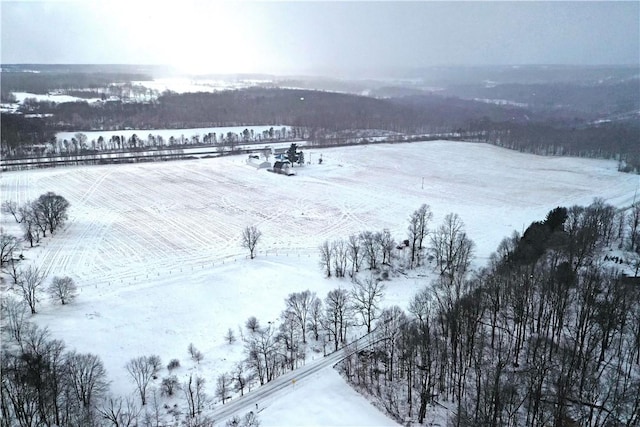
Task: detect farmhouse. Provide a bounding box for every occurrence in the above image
[270,160,296,176]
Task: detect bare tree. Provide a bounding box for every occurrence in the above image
[285,290,316,343]
[242,411,261,427]
[65,351,108,407]
[16,265,45,314]
[430,213,475,284]
[224,412,261,427]
[232,362,249,397]
[332,239,348,277]
[31,201,49,238]
[183,374,208,419]
[75,133,88,151]
[125,356,155,405]
[215,373,231,404]
[1,326,68,427]
[279,310,301,371]
[161,375,179,397]
[319,240,333,277]
[360,231,381,270]
[148,355,162,376]
[225,327,236,344]
[1,296,28,343]
[142,389,163,427]
[3,200,44,247]
[346,233,363,276]
[0,232,17,268]
[241,226,262,259]
[226,415,243,427]
[5,258,21,286]
[408,204,433,268]
[188,343,204,364]
[98,396,140,427]
[1,200,21,223]
[324,288,352,351]
[614,209,627,244]
[351,276,385,333]
[20,206,41,247]
[245,325,279,385]
[307,296,323,341]
[48,276,78,305]
[167,358,180,372]
[628,202,640,251]
[245,316,260,333]
[377,229,395,266]
[33,192,70,234]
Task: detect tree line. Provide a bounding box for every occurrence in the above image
[0,87,537,152]
[3,86,638,172]
[229,205,476,400]
[466,119,640,173]
[335,199,640,425]
[0,71,153,101]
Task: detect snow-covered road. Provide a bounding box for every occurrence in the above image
[210,330,380,424]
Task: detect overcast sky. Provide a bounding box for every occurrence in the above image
[1,1,638,75]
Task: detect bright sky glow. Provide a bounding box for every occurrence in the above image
[1,1,639,75]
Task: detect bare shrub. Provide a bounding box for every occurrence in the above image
[167,358,180,372]
[188,343,204,364]
[245,316,260,333]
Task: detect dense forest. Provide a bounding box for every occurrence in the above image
[0,71,153,102]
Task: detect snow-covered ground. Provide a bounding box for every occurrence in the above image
[12,91,104,104]
[131,78,268,95]
[1,140,637,425]
[4,78,265,113]
[259,368,403,426]
[473,97,529,107]
[1,91,105,114]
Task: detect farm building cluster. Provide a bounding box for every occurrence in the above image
[246,143,309,176]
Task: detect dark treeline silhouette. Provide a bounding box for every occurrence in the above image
[467,119,640,171]
[4,87,560,135]
[1,71,152,98]
[444,79,640,117]
[20,88,450,132]
[2,86,638,171]
[0,114,51,148]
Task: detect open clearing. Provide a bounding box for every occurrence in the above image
[1,140,638,424]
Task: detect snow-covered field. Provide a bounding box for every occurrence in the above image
[132,78,268,95]
[1,91,106,114]
[1,140,638,425]
[12,91,104,104]
[2,78,263,113]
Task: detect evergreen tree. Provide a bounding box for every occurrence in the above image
[286,143,298,166]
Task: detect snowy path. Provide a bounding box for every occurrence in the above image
[211,331,383,424]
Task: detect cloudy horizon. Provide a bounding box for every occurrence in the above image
[2,1,639,76]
